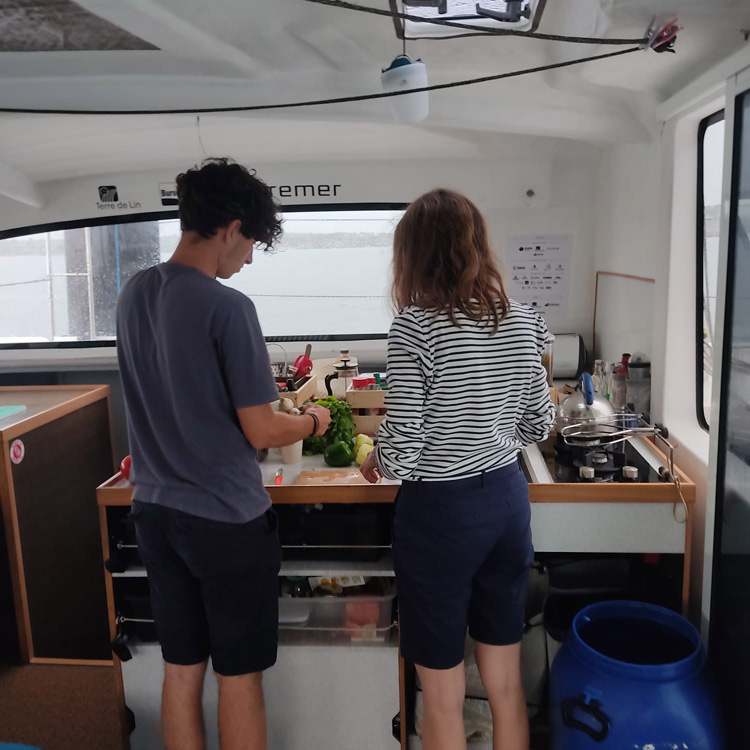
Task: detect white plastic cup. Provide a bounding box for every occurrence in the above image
[280,439,303,465]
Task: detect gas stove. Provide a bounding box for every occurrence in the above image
[522,434,672,485]
[554,435,642,483]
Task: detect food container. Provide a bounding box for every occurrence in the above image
[278,598,313,627]
[542,336,555,386]
[278,579,396,638]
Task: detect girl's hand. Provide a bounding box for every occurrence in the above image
[359,450,381,483]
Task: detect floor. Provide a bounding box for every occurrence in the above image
[0,662,551,750]
[0,663,124,750]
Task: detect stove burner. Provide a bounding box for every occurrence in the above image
[553,434,640,483]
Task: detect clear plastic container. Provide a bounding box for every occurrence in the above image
[610,372,628,410]
[278,580,396,638]
[542,337,555,386]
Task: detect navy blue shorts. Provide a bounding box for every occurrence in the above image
[129,501,282,676]
[393,461,533,670]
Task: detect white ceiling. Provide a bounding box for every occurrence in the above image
[0,0,749,188]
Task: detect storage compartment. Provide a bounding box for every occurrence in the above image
[275,504,392,562]
[114,578,157,643]
[105,506,143,572]
[279,578,396,641]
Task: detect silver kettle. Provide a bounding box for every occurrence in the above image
[556,372,616,433]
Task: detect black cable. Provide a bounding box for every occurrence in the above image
[0,46,641,116]
[306,0,648,46]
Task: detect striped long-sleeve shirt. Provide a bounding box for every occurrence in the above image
[374,300,556,481]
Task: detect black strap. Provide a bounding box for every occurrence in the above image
[308,411,319,436]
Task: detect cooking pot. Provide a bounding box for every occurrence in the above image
[556,372,616,433]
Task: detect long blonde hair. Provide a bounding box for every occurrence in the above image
[392,189,509,330]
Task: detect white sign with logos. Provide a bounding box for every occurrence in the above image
[506,234,571,322]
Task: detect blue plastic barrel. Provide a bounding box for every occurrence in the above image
[549,600,724,749]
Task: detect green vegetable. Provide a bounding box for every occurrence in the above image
[324,440,355,467]
[302,396,355,456]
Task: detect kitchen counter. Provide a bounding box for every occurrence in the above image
[97,438,694,507]
[97,438,695,612]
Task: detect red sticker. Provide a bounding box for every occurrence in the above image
[10,439,25,465]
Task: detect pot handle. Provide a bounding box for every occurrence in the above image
[581,371,595,406]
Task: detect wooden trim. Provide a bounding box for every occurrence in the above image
[0,385,108,392]
[593,271,655,360]
[106,394,118,475]
[98,504,131,747]
[97,472,697,507]
[528,483,695,504]
[0,385,111,442]
[99,505,119,643]
[97,474,134,506]
[30,657,113,666]
[682,502,693,617]
[0,436,33,662]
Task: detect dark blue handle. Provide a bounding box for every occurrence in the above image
[581,372,595,406]
[561,696,610,742]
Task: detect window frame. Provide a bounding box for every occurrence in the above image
[696,109,725,432]
[0,202,406,350]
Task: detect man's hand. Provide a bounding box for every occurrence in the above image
[359,450,381,484]
[303,403,331,436]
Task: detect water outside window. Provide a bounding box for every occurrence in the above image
[0,209,402,344]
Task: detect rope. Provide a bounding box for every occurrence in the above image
[0,47,641,116]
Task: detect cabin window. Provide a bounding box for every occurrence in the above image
[697,111,725,429]
[398,0,544,39]
[0,207,403,346]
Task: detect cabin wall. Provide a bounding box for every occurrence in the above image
[593,135,713,625]
[0,142,602,464]
[593,141,662,366]
[0,147,602,345]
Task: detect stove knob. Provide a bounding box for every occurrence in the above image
[579,466,596,480]
[623,465,639,481]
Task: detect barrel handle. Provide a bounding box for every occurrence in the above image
[561,695,610,742]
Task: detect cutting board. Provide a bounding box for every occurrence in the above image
[294,469,368,485]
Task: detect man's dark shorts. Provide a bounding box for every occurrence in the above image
[129,500,282,676]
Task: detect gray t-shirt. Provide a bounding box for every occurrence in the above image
[116,262,278,523]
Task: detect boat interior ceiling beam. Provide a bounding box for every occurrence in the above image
[0,160,43,209]
[657,44,750,122]
[45,0,263,78]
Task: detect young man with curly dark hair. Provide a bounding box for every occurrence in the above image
[116,158,330,750]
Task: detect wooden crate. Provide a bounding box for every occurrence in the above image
[277,372,319,408]
[346,387,386,410]
[353,414,384,436]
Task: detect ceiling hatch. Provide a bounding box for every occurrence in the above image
[0,0,158,51]
[395,0,547,39]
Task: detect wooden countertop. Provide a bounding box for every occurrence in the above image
[0,385,110,440]
[97,441,694,507]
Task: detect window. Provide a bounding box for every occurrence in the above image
[697,111,725,429]
[397,0,545,39]
[0,207,403,346]
[224,210,403,337]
